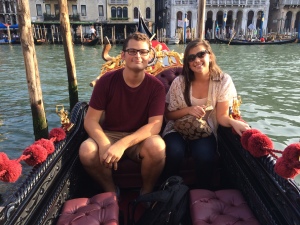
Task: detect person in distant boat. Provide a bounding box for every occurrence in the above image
[260,36,265,42]
[205,29,211,40]
[89,26,96,39]
[79,32,166,197]
[162,39,250,189]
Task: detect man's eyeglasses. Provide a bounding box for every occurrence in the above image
[124,48,150,56]
[187,50,210,62]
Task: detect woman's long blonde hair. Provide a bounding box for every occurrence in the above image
[182,39,222,106]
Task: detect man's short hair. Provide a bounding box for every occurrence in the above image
[122,32,151,51]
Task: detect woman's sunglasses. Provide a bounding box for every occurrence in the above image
[187,50,210,62]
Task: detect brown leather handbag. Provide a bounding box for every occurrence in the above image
[173,80,213,140]
[173,111,212,140]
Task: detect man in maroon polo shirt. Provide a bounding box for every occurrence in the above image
[79,32,166,196]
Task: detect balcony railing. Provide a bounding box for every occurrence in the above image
[109,0,128,4]
[110,17,129,20]
[282,0,300,5]
[205,0,266,5]
[43,13,60,21]
[174,0,197,4]
[43,13,80,21]
[69,14,80,21]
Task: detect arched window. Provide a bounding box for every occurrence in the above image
[123,7,128,18]
[177,11,183,28]
[111,7,116,18]
[134,7,138,19]
[117,7,122,18]
[187,11,192,28]
[146,7,151,19]
[11,15,16,24]
[256,11,263,29]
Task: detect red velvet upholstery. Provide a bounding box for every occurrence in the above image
[155,66,183,93]
[56,192,119,225]
[189,189,260,225]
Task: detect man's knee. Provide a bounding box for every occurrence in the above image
[79,139,99,165]
[143,135,166,159]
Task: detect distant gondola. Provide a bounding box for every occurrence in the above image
[34,38,46,45]
[82,37,99,46]
[216,36,297,45]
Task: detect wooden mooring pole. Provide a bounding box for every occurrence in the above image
[99,25,103,45]
[59,0,78,111]
[16,0,48,140]
[197,0,206,40]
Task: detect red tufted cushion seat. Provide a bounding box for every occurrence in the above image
[155,66,183,93]
[190,189,260,225]
[56,192,119,225]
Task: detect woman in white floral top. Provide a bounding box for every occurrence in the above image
[162,39,250,189]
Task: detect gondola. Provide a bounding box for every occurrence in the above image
[216,36,297,45]
[82,37,99,46]
[1,35,300,225]
[137,14,169,51]
[1,101,300,224]
[1,16,300,225]
[34,38,46,45]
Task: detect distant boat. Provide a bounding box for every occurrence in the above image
[216,36,297,45]
[34,38,46,45]
[82,37,99,46]
[167,36,180,45]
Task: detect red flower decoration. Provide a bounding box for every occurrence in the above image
[0,153,22,182]
[21,144,48,166]
[247,133,273,158]
[0,127,67,183]
[241,129,261,150]
[49,127,66,142]
[274,157,300,179]
[35,138,55,155]
[282,143,300,162]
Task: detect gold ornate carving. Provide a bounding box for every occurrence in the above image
[90,43,184,87]
[231,96,242,119]
[55,105,74,132]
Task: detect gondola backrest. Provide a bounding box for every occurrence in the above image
[155,66,183,93]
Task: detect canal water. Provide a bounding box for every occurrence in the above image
[0,43,300,196]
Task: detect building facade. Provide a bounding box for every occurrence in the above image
[268,0,300,33]
[105,0,155,39]
[26,0,155,40]
[156,0,270,38]
[1,0,299,40]
[28,0,107,23]
[0,0,17,24]
[28,0,155,25]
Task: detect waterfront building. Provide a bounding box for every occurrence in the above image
[268,0,300,33]
[25,0,155,43]
[0,0,17,24]
[104,0,155,42]
[1,0,299,42]
[156,0,270,40]
[29,0,107,24]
